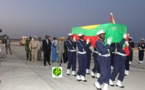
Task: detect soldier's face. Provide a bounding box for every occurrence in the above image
[100,33,105,39]
[141,40,144,43]
[69,36,73,40]
[79,35,84,39]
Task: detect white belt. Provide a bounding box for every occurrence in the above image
[139,48,143,50]
[116,52,126,56]
[78,51,86,54]
[98,53,110,57]
[68,50,76,52]
[94,51,98,54]
[139,47,144,50]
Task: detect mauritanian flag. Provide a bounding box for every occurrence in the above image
[122,34,130,56]
[110,12,115,24]
[110,12,130,56]
[72,24,100,47]
[72,23,127,47]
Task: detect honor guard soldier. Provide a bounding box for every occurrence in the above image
[128,37,135,64]
[125,36,134,75]
[138,38,145,64]
[125,44,133,76]
[109,34,128,88]
[76,33,90,82]
[66,33,77,76]
[94,30,112,90]
[91,47,100,78]
[86,45,92,74]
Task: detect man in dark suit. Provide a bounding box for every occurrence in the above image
[42,35,52,66]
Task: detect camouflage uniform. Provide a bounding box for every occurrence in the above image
[25,38,31,61]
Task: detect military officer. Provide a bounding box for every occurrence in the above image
[29,35,39,63]
[25,36,32,61]
[94,30,112,90]
[66,33,76,76]
[109,34,128,88]
[138,38,145,64]
[76,33,90,82]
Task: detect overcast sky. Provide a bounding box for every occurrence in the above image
[0,0,145,42]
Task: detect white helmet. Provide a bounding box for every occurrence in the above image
[141,38,144,41]
[78,33,84,36]
[96,29,105,35]
[68,33,73,36]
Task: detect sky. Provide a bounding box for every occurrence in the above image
[0,0,145,42]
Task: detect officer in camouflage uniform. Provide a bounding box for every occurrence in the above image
[25,36,32,61]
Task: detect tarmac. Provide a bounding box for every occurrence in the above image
[0,43,145,90]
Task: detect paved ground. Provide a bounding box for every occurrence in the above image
[0,43,145,90]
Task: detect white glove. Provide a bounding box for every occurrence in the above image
[123,34,126,39]
[73,37,76,42]
[86,39,90,44]
[138,47,141,50]
[125,41,129,46]
[107,37,112,45]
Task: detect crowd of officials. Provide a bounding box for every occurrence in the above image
[17,32,145,90]
[25,35,68,66]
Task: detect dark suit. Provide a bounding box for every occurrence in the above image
[42,39,52,66]
[138,42,145,61]
[129,41,135,62]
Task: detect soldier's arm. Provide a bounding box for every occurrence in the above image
[118,38,126,47]
[66,40,72,50]
[96,41,110,53]
[29,41,32,50]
